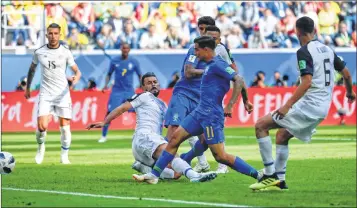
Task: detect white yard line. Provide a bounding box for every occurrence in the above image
[3,187,248,207]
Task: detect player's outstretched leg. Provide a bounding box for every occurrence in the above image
[249,115,281,190]
[35,116,49,164]
[60,126,71,164]
[216,143,229,174]
[188,136,210,173]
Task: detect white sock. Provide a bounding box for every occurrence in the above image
[171,157,200,179]
[160,168,175,179]
[257,136,275,175]
[60,125,71,155]
[188,136,208,166]
[36,130,47,144]
[275,144,289,181]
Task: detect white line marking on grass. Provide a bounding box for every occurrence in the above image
[225,135,356,141]
[3,187,249,207]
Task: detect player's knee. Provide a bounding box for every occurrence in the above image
[255,118,267,133]
[37,123,48,132]
[276,131,290,145]
[213,152,228,164]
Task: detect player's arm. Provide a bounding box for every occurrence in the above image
[334,54,356,102]
[225,74,252,117]
[86,102,133,129]
[134,59,143,86]
[103,61,115,92]
[24,62,38,99]
[273,48,313,119]
[184,64,204,78]
[66,48,81,85]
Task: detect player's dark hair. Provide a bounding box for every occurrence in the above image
[194,36,216,50]
[141,72,157,86]
[296,16,314,35]
[47,23,61,31]
[205,25,221,34]
[197,16,215,26]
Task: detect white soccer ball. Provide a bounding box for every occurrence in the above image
[0,152,16,174]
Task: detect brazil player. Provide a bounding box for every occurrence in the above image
[88,72,217,184]
[99,43,142,143]
[250,16,356,191]
[25,23,82,164]
[133,36,264,185]
[164,16,216,173]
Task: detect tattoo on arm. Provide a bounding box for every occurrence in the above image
[26,63,37,90]
[241,87,248,103]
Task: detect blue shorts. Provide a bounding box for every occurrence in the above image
[107,92,134,112]
[164,92,198,127]
[181,110,225,145]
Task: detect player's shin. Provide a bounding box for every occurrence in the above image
[257,136,275,175]
[171,158,200,179]
[151,150,175,177]
[181,139,208,164]
[231,156,258,179]
[60,125,71,163]
[36,130,47,144]
[275,144,289,181]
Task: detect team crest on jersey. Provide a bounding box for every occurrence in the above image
[128,63,133,70]
[115,64,120,67]
[225,67,235,74]
[188,55,196,63]
[173,113,179,122]
[298,60,306,70]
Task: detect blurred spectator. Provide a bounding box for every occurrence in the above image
[139,24,165,49]
[95,24,115,49]
[258,8,278,38]
[15,77,27,91]
[46,3,68,42]
[266,2,288,19]
[318,2,339,37]
[194,2,219,17]
[149,10,168,39]
[234,2,260,40]
[251,71,266,88]
[281,8,298,47]
[286,1,303,17]
[5,1,30,46]
[340,2,356,32]
[24,1,43,46]
[219,2,238,17]
[117,20,139,49]
[274,71,284,87]
[66,27,89,50]
[106,6,124,39]
[215,11,234,37]
[164,26,186,49]
[334,22,353,47]
[71,3,95,36]
[226,25,246,49]
[298,3,319,36]
[282,75,289,87]
[248,26,268,49]
[167,71,180,88]
[267,22,292,48]
[86,78,98,91]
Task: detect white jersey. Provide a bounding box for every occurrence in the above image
[215,43,233,65]
[295,40,346,119]
[32,44,76,103]
[129,92,167,135]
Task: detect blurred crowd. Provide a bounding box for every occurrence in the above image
[2,1,357,50]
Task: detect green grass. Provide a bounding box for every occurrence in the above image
[1,126,356,207]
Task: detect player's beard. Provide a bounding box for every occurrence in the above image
[151,88,160,97]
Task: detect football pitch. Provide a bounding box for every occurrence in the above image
[1,126,356,207]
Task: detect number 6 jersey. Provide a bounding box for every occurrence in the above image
[32,44,75,103]
[296,40,346,119]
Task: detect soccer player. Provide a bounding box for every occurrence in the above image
[133,36,264,185]
[164,16,216,173]
[87,72,218,184]
[250,16,356,191]
[99,43,142,143]
[24,23,82,164]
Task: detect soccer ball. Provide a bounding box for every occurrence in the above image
[0,152,16,174]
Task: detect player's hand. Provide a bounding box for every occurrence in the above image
[346,91,356,103]
[24,89,31,99]
[244,101,253,114]
[70,76,78,85]
[224,105,233,118]
[272,105,290,120]
[101,87,108,93]
[86,122,105,130]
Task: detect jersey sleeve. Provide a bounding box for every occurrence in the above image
[128,92,149,108]
[333,53,346,72]
[108,60,115,76]
[66,49,76,67]
[216,46,233,65]
[184,47,199,68]
[133,59,142,76]
[32,52,39,65]
[297,46,314,76]
[215,64,237,81]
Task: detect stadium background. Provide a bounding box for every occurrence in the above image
[2,1,356,131]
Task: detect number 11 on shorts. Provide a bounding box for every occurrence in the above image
[206,126,214,140]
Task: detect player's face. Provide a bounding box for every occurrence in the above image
[194,43,205,60]
[46,28,60,46]
[143,76,160,97]
[205,31,220,45]
[121,44,130,57]
[198,24,207,36]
